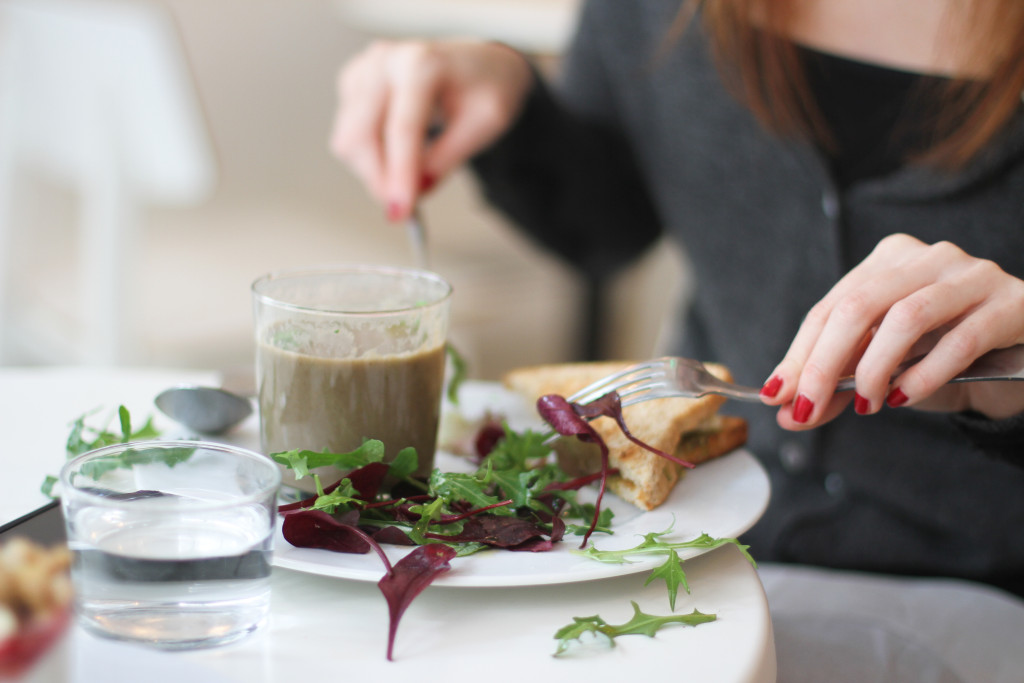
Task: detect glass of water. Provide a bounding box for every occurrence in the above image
[59,440,281,649]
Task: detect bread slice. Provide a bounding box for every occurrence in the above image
[503,360,747,510]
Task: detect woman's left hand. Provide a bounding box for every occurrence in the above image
[760,233,1024,429]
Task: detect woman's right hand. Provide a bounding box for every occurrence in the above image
[329,40,534,222]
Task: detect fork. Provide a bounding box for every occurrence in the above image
[564,345,1024,408]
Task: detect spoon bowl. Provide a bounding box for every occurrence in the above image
[154,385,253,435]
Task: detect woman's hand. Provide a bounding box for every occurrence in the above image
[329,40,534,222]
[760,233,1024,428]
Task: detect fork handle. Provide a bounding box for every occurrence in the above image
[834,344,1024,393]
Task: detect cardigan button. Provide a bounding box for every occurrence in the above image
[821,190,840,220]
[824,472,846,498]
[779,440,809,473]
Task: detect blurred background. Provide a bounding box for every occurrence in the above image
[0,0,689,381]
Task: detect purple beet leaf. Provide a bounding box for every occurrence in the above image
[572,392,695,469]
[379,544,457,661]
[536,394,610,548]
[346,461,392,499]
[421,514,551,549]
[282,509,392,570]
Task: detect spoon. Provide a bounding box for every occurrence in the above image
[154,385,253,435]
[407,206,429,269]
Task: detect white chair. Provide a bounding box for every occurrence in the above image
[0,0,215,365]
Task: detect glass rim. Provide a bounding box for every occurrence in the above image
[59,440,282,509]
[250,264,453,316]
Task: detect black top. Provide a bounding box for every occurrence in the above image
[800,46,951,188]
[471,0,1024,598]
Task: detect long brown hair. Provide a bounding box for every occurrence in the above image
[671,0,1024,169]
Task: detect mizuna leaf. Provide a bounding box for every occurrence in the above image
[644,548,689,610]
[553,602,716,656]
[614,602,715,637]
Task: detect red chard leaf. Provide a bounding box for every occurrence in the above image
[543,468,619,492]
[537,394,605,444]
[372,526,416,546]
[537,390,698,548]
[536,394,610,549]
[379,544,457,661]
[473,420,506,459]
[571,392,695,469]
[347,461,391,499]
[421,514,551,549]
[282,510,393,571]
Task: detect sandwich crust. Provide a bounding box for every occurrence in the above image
[503,361,747,510]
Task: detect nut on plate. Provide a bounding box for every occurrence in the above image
[0,538,72,678]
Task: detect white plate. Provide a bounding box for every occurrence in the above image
[271,383,770,587]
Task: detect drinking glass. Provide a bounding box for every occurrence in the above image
[252,265,452,486]
[60,440,281,649]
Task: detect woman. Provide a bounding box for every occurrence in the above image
[330,0,1024,597]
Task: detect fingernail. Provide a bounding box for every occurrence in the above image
[886,387,909,408]
[854,393,870,415]
[420,173,437,193]
[793,394,814,423]
[760,375,783,399]
[386,201,403,222]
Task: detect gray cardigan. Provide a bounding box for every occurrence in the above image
[472,0,1024,596]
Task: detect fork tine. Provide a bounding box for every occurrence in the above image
[565,361,666,404]
[620,388,704,407]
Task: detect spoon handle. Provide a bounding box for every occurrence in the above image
[407,208,429,270]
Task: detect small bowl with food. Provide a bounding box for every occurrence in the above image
[0,538,72,678]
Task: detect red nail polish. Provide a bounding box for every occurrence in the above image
[420,173,437,193]
[386,201,402,222]
[760,375,783,399]
[854,393,870,415]
[886,387,909,408]
[793,394,814,423]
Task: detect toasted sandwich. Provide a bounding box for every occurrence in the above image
[503,360,748,510]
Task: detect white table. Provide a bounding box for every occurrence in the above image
[3,366,777,683]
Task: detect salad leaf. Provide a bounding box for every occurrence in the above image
[387,447,419,481]
[379,543,457,661]
[536,394,611,548]
[575,523,755,610]
[407,498,446,545]
[428,470,502,511]
[271,440,386,480]
[577,526,755,565]
[281,509,375,555]
[303,478,364,514]
[65,405,161,457]
[445,343,468,405]
[570,392,694,468]
[270,392,753,660]
[48,407,172,497]
[553,602,716,656]
[79,444,196,481]
[420,514,553,550]
[644,548,687,610]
